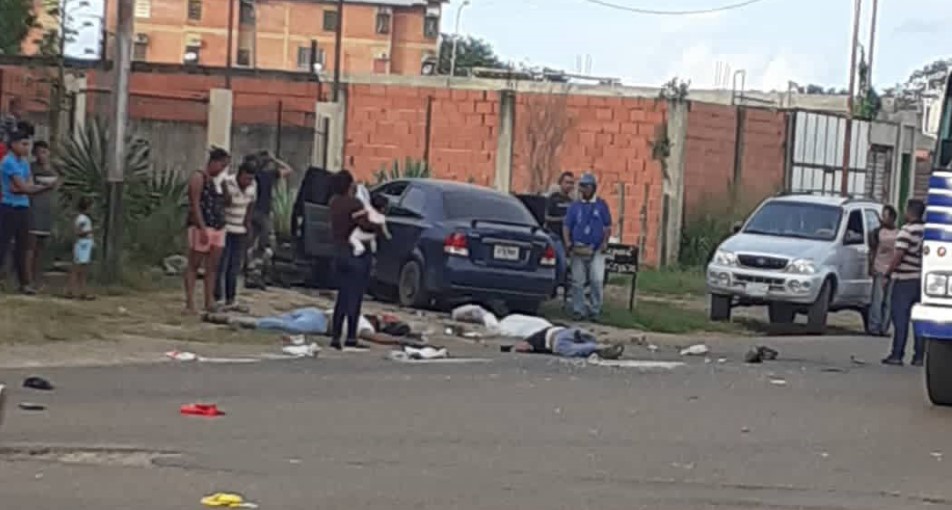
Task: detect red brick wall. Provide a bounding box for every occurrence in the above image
[683,103,787,220]
[343,84,496,186]
[512,94,668,264]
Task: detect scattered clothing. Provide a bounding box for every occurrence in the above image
[22,376,53,391]
[256,307,329,335]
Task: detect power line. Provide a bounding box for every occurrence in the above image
[578,0,770,15]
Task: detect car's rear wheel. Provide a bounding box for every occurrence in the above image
[710,294,732,322]
[398,260,430,309]
[806,280,831,334]
[927,339,952,406]
[768,303,796,324]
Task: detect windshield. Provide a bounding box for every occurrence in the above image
[743,201,842,241]
[443,191,538,225]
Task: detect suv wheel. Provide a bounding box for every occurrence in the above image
[806,280,831,334]
[768,303,796,324]
[398,260,430,309]
[710,294,732,322]
[927,339,952,406]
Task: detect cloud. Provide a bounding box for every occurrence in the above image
[893,17,950,35]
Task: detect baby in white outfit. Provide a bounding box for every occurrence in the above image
[350,185,390,256]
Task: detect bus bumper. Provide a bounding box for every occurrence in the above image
[912,304,952,341]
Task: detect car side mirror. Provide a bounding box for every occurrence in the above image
[731,221,743,234]
[941,139,952,168]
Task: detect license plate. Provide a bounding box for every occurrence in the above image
[746,283,769,297]
[493,245,520,261]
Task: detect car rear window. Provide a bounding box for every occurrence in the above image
[443,191,538,225]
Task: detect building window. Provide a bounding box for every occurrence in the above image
[134,0,150,19]
[323,10,339,32]
[184,45,201,64]
[133,35,148,60]
[423,15,439,39]
[187,0,202,21]
[236,49,251,66]
[297,46,325,71]
[375,9,391,34]
[239,1,254,24]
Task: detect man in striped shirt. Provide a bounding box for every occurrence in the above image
[883,199,926,366]
[215,161,256,310]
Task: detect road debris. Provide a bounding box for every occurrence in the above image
[18,402,46,411]
[281,343,320,358]
[584,358,684,370]
[201,492,258,508]
[931,451,943,461]
[165,351,198,362]
[679,344,710,356]
[769,378,788,386]
[180,403,225,417]
[745,345,779,364]
[850,355,867,366]
[23,376,54,391]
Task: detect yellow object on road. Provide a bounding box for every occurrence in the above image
[201,492,258,508]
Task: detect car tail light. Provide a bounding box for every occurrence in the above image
[540,245,557,266]
[444,232,469,257]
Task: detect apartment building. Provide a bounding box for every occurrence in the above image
[99,0,445,75]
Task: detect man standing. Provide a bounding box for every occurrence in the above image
[215,161,256,309]
[0,131,55,294]
[563,173,612,321]
[867,205,898,336]
[246,151,293,289]
[545,171,574,296]
[882,199,926,366]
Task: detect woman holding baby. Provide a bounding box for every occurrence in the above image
[328,170,382,350]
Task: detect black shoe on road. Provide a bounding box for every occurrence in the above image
[911,357,924,367]
[881,357,904,366]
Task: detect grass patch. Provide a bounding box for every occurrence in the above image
[540,299,738,335]
[610,268,707,297]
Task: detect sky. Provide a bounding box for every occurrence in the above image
[64,0,952,92]
[448,0,952,91]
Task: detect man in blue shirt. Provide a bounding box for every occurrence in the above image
[0,130,56,294]
[563,173,612,321]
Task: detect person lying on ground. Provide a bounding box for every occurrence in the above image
[512,326,624,359]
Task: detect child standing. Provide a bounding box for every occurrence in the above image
[68,197,94,299]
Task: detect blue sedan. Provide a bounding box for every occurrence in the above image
[369,179,558,313]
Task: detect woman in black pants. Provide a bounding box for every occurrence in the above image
[328,170,379,349]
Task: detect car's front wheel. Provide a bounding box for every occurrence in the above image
[927,339,952,406]
[710,294,732,322]
[805,280,832,334]
[398,260,430,309]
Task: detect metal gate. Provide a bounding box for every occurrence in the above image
[787,110,871,196]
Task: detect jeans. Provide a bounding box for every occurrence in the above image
[570,251,606,318]
[552,328,600,358]
[331,247,372,345]
[0,205,31,288]
[868,273,892,335]
[215,233,245,304]
[888,279,923,361]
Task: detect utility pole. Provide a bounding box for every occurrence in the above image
[102,0,133,282]
[332,0,344,101]
[225,0,235,89]
[867,0,879,96]
[841,0,862,195]
[449,0,471,77]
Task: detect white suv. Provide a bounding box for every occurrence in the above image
[706,194,882,334]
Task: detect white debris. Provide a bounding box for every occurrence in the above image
[679,344,710,356]
[165,351,198,362]
[282,343,321,358]
[769,378,788,386]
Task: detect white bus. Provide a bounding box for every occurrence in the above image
[912,71,952,406]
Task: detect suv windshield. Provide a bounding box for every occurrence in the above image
[443,191,538,225]
[743,201,842,241]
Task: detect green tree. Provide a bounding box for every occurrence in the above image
[0,0,36,55]
[438,34,504,76]
[883,57,952,109]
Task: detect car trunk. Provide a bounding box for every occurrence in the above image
[450,219,547,271]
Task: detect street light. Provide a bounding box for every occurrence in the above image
[448,0,471,78]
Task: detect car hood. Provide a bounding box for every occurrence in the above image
[719,233,832,261]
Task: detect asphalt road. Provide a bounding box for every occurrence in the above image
[1,334,950,510]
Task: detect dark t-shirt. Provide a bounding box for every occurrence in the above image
[254,166,278,215]
[524,327,553,354]
[329,194,365,246]
[545,192,572,235]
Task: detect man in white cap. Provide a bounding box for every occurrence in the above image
[563,172,612,321]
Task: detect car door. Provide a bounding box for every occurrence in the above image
[861,208,883,304]
[840,208,869,303]
[375,185,429,285]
